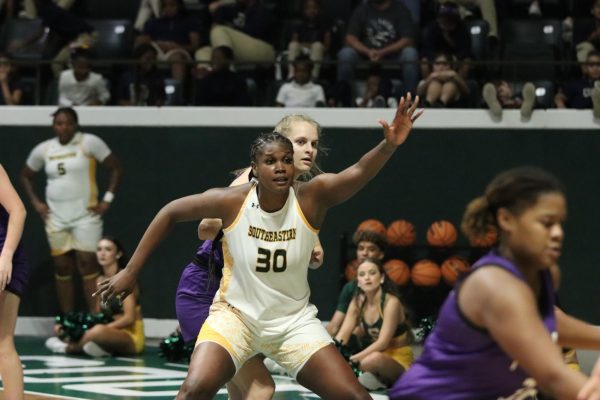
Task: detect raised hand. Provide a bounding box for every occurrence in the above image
[578,358,600,400]
[93,267,136,305]
[378,92,423,147]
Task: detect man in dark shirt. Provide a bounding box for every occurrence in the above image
[9,0,96,77]
[555,50,600,117]
[336,0,419,93]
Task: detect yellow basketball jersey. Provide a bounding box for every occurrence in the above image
[216,182,319,331]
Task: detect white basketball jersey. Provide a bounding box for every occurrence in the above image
[216,182,319,330]
[26,132,111,219]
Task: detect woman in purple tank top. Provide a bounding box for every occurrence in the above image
[390,166,600,400]
[0,164,28,399]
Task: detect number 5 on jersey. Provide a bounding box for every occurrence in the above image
[256,248,287,273]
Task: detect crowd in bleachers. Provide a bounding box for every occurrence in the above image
[0,0,599,117]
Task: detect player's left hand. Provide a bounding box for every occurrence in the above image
[379,92,423,147]
[90,201,111,216]
[578,357,600,400]
[94,267,136,305]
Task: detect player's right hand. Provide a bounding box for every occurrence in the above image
[93,267,136,305]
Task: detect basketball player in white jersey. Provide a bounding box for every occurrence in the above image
[21,107,122,314]
[97,93,422,399]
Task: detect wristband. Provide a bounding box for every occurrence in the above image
[102,191,115,203]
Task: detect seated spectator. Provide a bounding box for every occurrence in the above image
[326,229,387,339]
[276,54,326,107]
[0,54,24,105]
[134,0,160,32]
[555,50,600,118]
[574,0,600,64]
[45,236,145,357]
[355,67,397,108]
[58,49,110,106]
[135,0,200,83]
[335,258,413,392]
[336,0,419,94]
[8,0,97,78]
[439,0,498,40]
[195,0,276,73]
[194,46,249,106]
[482,80,536,119]
[421,2,472,80]
[417,53,469,108]
[117,44,166,106]
[287,0,332,80]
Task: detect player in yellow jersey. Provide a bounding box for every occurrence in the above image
[21,107,122,314]
[97,93,422,399]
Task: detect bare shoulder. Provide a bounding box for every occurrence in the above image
[462,266,532,302]
[460,266,535,326]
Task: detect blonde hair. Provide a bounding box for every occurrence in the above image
[274,114,328,179]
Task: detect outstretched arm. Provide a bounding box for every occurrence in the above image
[95,186,240,303]
[305,94,422,213]
[555,307,600,350]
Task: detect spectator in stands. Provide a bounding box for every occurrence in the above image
[195,0,277,75]
[21,0,74,18]
[276,54,326,108]
[482,80,536,119]
[58,48,110,106]
[574,0,600,64]
[439,0,498,40]
[117,43,166,106]
[555,50,600,118]
[421,2,472,80]
[135,0,200,84]
[8,0,97,78]
[0,54,24,106]
[417,52,469,108]
[355,66,397,108]
[134,0,160,32]
[286,0,332,80]
[337,0,419,94]
[194,45,250,106]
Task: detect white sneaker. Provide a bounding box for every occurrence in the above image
[358,372,387,391]
[482,83,502,119]
[520,82,536,119]
[528,1,542,16]
[45,337,67,354]
[263,357,287,375]
[83,342,111,357]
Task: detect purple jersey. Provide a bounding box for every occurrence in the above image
[0,205,29,297]
[390,250,556,400]
[175,239,223,343]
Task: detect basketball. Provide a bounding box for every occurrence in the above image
[411,259,441,286]
[468,227,498,248]
[384,259,410,286]
[344,259,359,281]
[386,219,416,247]
[426,220,458,247]
[356,218,387,236]
[441,256,471,286]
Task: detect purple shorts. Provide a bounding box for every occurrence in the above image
[6,247,29,298]
[175,261,222,343]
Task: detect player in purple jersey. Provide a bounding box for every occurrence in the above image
[0,163,28,400]
[390,166,600,400]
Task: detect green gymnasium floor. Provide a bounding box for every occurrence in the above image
[2,336,389,400]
